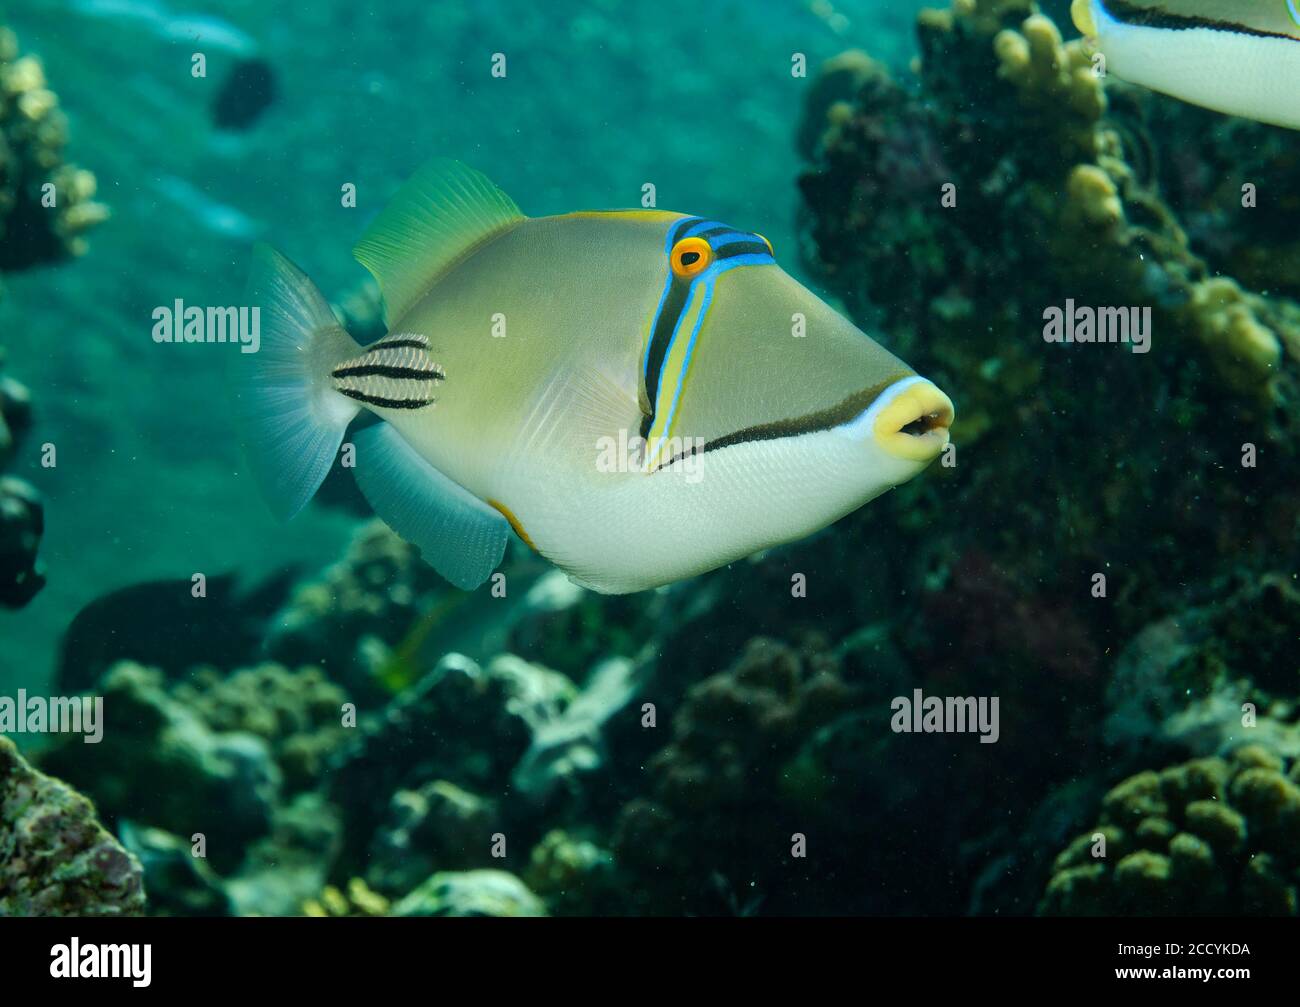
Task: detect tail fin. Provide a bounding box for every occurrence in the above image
[234,244,361,520]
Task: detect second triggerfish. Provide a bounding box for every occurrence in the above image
[1072,0,1300,129]
[237,159,954,593]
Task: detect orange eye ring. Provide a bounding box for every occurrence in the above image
[670,236,714,279]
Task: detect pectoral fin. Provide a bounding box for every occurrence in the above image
[352,423,509,589]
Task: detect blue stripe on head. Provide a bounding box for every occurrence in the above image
[681,218,722,240]
[711,251,774,270]
[656,277,715,449]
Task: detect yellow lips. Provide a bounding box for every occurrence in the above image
[873,379,955,461]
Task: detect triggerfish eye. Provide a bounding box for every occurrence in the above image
[670,236,714,278]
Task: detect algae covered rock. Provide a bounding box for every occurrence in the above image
[328,651,573,844]
[0,734,145,916]
[365,780,498,896]
[39,662,283,870]
[117,822,232,917]
[392,869,546,918]
[0,472,43,607]
[172,662,349,793]
[1041,746,1300,915]
[265,520,447,702]
[524,829,619,917]
[613,638,866,914]
[1106,574,1300,759]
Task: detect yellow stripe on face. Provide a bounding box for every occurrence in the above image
[644,283,710,469]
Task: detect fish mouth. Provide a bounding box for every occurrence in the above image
[872,378,954,461]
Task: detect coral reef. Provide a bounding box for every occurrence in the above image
[171,663,349,793]
[0,27,108,269]
[1041,746,1300,915]
[1106,574,1300,762]
[798,0,1300,651]
[0,735,145,916]
[391,869,546,917]
[303,877,389,918]
[40,662,285,871]
[264,520,449,703]
[365,780,498,895]
[614,639,867,915]
[0,295,42,610]
[1,24,107,609]
[0,472,42,607]
[324,651,580,870]
[117,822,232,917]
[523,829,619,917]
[787,0,1300,911]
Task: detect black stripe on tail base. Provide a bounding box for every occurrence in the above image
[331,333,445,410]
[338,388,437,409]
[332,363,446,381]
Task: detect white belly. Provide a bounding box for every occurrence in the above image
[1095,2,1300,130]
[497,424,920,594]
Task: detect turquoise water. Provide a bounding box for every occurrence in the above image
[3,0,1298,920]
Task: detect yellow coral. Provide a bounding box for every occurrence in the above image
[17,87,56,121]
[2,54,45,94]
[1064,164,1124,230]
[1185,278,1282,393]
[303,878,389,917]
[992,13,1106,132]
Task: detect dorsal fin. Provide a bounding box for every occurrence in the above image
[352,158,525,325]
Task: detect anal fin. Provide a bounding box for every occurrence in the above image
[353,424,508,590]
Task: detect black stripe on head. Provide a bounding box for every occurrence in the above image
[332,363,445,381]
[338,388,435,410]
[649,374,912,471]
[1102,0,1296,40]
[715,240,772,260]
[669,217,704,246]
[643,278,690,416]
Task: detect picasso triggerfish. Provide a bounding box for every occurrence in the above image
[1072,0,1300,129]
[236,159,954,593]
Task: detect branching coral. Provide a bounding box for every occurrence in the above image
[798,0,1300,648]
[0,27,107,268]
